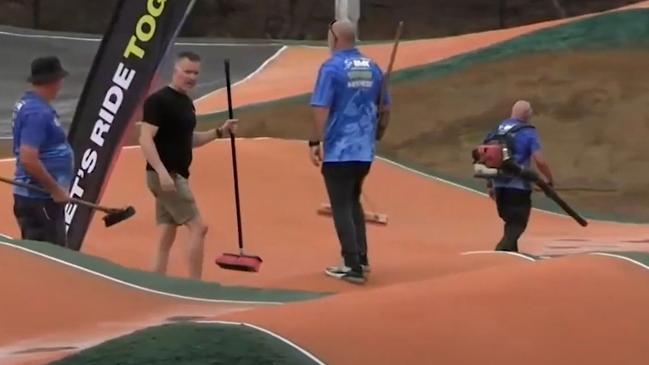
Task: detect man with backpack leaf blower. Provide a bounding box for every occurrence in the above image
[476,100,556,253]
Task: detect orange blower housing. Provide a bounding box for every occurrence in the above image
[473,144,507,168]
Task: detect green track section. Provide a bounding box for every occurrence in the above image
[391,8,649,84]
[49,322,323,365]
[0,236,330,303]
[603,252,649,267]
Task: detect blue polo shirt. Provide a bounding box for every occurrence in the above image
[310,48,391,163]
[485,118,541,190]
[12,91,74,199]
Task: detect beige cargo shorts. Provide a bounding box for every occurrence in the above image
[146,170,198,226]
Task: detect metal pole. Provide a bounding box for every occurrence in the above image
[499,0,506,28]
[335,0,360,41]
[33,0,41,29]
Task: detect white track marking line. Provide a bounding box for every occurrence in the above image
[194,45,288,103]
[589,252,649,271]
[196,320,326,365]
[373,155,648,226]
[0,28,333,48]
[0,30,101,42]
[461,250,537,262]
[0,239,283,306]
[0,29,284,47]
[376,156,567,218]
[175,41,284,47]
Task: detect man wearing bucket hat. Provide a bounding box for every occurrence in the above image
[11,56,73,247]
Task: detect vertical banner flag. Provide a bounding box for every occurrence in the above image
[65,0,196,250]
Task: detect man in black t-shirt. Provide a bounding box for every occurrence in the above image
[138,51,237,280]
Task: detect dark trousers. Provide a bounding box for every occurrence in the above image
[494,188,532,252]
[13,195,67,247]
[321,161,371,272]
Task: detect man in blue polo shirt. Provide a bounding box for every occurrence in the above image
[11,56,73,247]
[484,100,554,252]
[309,19,391,284]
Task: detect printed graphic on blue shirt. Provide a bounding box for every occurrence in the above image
[12,91,74,199]
[488,118,541,190]
[310,48,391,163]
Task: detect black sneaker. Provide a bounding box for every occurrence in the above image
[342,269,366,284]
[325,265,366,284]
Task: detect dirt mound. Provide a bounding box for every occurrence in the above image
[218,254,649,364]
[382,49,649,222]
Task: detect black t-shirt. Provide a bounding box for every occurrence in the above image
[142,86,196,178]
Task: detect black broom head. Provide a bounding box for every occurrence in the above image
[102,206,136,227]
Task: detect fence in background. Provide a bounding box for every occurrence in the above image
[1,0,643,40]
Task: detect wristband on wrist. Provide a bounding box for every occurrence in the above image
[215,127,223,139]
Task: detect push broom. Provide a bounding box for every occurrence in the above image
[0,176,135,227]
[214,58,263,272]
[317,193,388,225]
[316,20,404,226]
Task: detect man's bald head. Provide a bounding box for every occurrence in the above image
[511,100,533,121]
[331,19,356,41]
[328,18,357,51]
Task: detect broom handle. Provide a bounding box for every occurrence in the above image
[377,21,403,111]
[225,59,244,253]
[376,20,403,140]
[0,175,112,213]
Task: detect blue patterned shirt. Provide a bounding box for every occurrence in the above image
[12,91,74,199]
[310,48,391,162]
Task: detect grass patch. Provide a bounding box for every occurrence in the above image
[50,321,322,365]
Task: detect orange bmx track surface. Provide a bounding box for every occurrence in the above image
[2,2,649,364]
[0,243,254,364]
